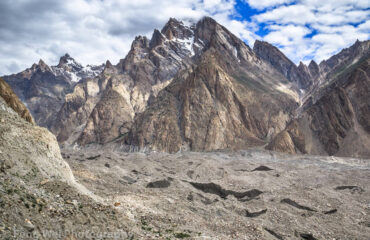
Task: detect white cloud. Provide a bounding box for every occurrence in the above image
[245,0,294,10]
[358,20,370,31]
[265,25,311,43]
[248,0,370,63]
[301,0,370,10]
[255,5,316,25]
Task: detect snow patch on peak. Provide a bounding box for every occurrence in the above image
[181,19,196,28]
[233,47,240,63]
[66,58,78,66]
[173,36,195,56]
[81,65,104,77]
[51,60,104,83]
[68,71,81,83]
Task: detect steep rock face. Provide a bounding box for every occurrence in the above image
[266,120,306,154]
[253,40,312,90]
[127,18,298,153]
[3,61,71,127]
[77,88,134,145]
[308,60,320,80]
[268,55,370,157]
[2,55,103,128]
[0,77,34,124]
[50,77,103,143]
[74,18,201,145]
[128,56,264,152]
[319,40,370,79]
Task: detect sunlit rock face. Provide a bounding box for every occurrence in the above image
[127,17,299,153]
[2,54,104,129]
[268,41,370,157]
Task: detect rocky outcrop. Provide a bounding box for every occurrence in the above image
[0,77,34,124]
[77,88,134,145]
[127,18,298,153]
[253,40,313,90]
[266,120,306,154]
[307,87,354,155]
[74,18,201,145]
[0,78,73,182]
[268,54,370,157]
[2,55,104,129]
[50,77,103,143]
[318,40,370,80]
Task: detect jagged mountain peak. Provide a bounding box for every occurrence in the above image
[62,52,71,58]
[195,16,223,44]
[149,29,166,48]
[103,60,117,75]
[38,59,47,65]
[105,60,113,68]
[37,59,51,72]
[253,40,292,64]
[253,39,317,90]
[131,35,150,50]
[57,53,83,71]
[308,60,320,80]
[308,59,318,68]
[196,16,218,29]
[298,61,306,68]
[3,16,369,158]
[161,17,194,40]
[30,63,38,71]
[319,40,370,69]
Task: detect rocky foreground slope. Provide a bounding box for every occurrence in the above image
[0,77,133,239]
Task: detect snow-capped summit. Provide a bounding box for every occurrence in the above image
[57,53,84,72]
[52,53,104,82]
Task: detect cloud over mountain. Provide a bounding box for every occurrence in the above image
[0,0,368,75]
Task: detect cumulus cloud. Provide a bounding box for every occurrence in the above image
[245,0,294,10]
[248,0,370,63]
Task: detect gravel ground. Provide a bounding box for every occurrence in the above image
[61,148,370,239]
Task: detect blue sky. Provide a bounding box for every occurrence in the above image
[234,0,369,62]
[0,0,369,75]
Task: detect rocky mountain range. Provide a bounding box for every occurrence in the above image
[3,17,370,157]
[267,40,370,157]
[2,54,103,128]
